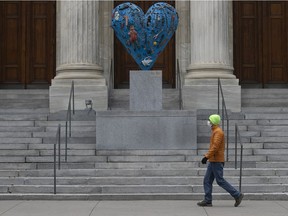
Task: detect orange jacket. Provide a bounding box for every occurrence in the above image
[205,125,225,162]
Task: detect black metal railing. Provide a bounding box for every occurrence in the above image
[177,59,183,110]
[235,124,244,192]
[108,59,113,110]
[53,123,61,194]
[217,78,230,161]
[65,81,75,162]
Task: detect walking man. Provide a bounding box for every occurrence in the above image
[197,114,244,207]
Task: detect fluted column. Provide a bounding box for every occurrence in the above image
[186,1,235,79]
[50,0,107,113]
[56,0,103,79]
[183,1,240,112]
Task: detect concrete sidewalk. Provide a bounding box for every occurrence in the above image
[0,200,287,216]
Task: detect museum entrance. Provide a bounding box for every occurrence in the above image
[234,1,288,88]
[0,1,56,89]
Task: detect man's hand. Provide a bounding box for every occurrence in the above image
[201,157,208,164]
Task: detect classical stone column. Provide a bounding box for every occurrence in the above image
[50,0,107,112]
[183,1,241,112]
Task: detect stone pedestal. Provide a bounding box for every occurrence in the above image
[49,79,107,113]
[96,110,197,150]
[130,70,162,111]
[183,79,241,112]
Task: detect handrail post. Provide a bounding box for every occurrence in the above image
[218,78,220,114]
[65,121,68,162]
[64,81,75,163]
[54,143,56,194]
[239,145,243,192]
[177,59,183,110]
[226,117,229,162]
[235,124,238,169]
[72,81,75,115]
[58,124,61,170]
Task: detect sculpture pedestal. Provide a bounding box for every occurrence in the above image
[96,110,197,150]
[130,70,162,111]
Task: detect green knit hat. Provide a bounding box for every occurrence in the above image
[209,114,221,125]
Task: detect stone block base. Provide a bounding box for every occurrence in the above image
[183,79,241,112]
[130,70,162,111]
[96,110,197,150]
[49,79,107,113]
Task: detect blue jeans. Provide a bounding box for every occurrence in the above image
[204,162,240,203]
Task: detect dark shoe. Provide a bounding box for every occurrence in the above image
[197,200,212,207]
[234,193,244,207]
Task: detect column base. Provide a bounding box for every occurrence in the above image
[183,78,241,112]
[49,79,108,113]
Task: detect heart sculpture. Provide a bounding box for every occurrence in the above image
[111,2,179,70]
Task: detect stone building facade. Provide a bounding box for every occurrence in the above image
[1,1,288,113]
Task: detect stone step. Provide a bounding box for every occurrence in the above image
[248,125,288,131]
[0,150,39,156]
[245,113,288,120]
[0,89,49,95]
[0,192,286,200]
[0,127,45,132]
[261,131,288,137]
[253,149,288,155]
[263,143,288,149]
[0,132,33,138]
[25,156,107,163]
[0,163,36,170]
[35,121,96,127]
[32,131,95,138]
[268,155,288,161]
[15,168,286,177]
[33,160,255,170]
[0,176,287,186]
[242,107,288,113]
[256,162,288,168]
[0,138,42,144]
[0,121,35,127]
[0,157,25,163]
[0,108,49,114]
[42,137,96,144]
[28,143,96,150]
[242,99,288,107]
[0,101,49,109]
[258,120,288,125]
[39,149,96,156]
[94,161,256,169]
[0,114,48,121]
[45,126,95,132]
[0,144,28,150]
[3,183,288,194]
[251,137,288,143]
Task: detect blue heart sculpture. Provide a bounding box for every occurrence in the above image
[111,2,179,70]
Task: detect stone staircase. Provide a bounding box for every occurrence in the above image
[0,89,287,200]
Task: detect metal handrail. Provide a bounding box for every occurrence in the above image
[217,78,230,161]
[65,81,75,162]
[235,124,244,192]
[177,59,183,110]
[108,59,113,110]
[54,123,61,194]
